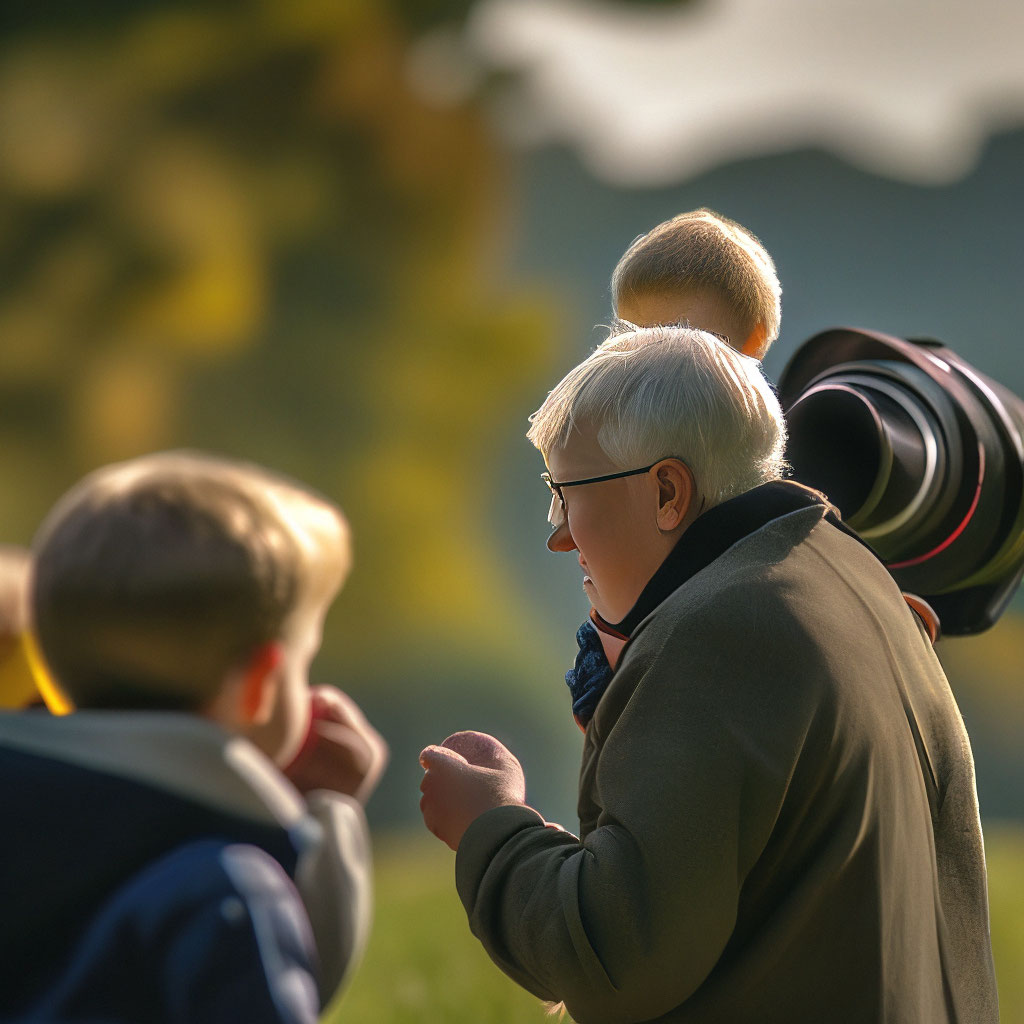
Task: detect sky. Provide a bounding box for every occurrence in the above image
[464,0,1024,187]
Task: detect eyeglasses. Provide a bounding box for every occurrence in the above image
[541,462,665,507]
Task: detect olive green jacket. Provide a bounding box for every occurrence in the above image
[456,502,998,1023]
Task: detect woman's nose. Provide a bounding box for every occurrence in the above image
[546,520,577,553]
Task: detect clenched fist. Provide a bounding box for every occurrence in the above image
[419,731,527,851]
[284,685,388,804]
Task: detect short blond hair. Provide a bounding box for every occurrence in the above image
[527,324,788,508]
[611,208,781,355]
[31,451,350,710]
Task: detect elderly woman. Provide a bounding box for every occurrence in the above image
[419,324,997,1024]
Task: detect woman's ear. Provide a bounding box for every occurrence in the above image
[238,642,284,725]
[655,460,696,531]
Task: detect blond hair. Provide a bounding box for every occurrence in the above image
[611,208,781,356]
[31,451,350,710]
[527,324,788,508]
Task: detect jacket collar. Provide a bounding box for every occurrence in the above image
[598,480,872,637]
[0,709,308,833]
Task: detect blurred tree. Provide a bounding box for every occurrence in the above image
[0,0,575,703]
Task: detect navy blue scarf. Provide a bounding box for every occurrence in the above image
[565,619,616,727]
[565,481,866,727]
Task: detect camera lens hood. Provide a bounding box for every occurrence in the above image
[778,327,1024,635]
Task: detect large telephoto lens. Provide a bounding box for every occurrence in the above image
[779,328,1024,635]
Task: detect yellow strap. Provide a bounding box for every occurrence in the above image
[22,630,74,715]
[0,631,39,708]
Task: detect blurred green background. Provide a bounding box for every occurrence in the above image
[1,0,1021,1019]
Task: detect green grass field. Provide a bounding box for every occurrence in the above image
[328,833,550,1024]
[329,825,1024,1023]
[987,823,1024,1021]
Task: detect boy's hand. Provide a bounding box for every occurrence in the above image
[419,731,527,851]
[284,686,388,804]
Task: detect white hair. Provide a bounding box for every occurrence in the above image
[527,323,789,508]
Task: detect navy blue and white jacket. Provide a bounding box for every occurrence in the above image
[0,711,372,1023]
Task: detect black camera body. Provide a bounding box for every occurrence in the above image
[778,328,1024,636]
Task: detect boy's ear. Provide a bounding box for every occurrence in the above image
[741,322,768,358]
[238,642,284,725]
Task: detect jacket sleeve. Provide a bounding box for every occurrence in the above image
[455,600,827,1024]
[24,839,323,1024]
[293,791,373,1009]
[163,842,322,1024]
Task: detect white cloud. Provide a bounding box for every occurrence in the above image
[466,0,1024,186]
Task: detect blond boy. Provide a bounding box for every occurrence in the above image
[562,209,783,673]
[612,207,781,358]
[0,451,386,1023]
